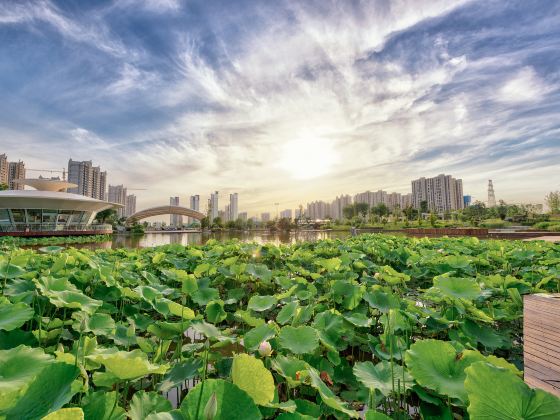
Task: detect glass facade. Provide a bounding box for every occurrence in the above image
[0,208,103,233]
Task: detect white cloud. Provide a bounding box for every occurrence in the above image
[498,66,552,103]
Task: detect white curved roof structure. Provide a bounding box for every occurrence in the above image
[13,178,77,192]
[0,190,122,212]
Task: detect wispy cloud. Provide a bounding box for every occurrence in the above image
[0,0,559,213]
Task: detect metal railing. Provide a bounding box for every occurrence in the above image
[0,223,112,233]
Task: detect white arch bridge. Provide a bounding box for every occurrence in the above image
[126,205,205,225]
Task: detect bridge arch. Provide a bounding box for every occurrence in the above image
[126,205,205,225]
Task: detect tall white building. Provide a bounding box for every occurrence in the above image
[330,195,352,220]
[0,154,8,186]
[8,160,25,190]
[68,159,106,200]
[229,193,238,221]
[238,212,248,222]
[108,185,127,218]
[209,191,219,222]
[280,209,292,220]
[125,194,136,217]
[189,195,200,224]
[169,196,182,227]
[411,174,464,212]
[306,201,330,220]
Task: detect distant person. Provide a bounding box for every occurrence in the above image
[351,226,357,237]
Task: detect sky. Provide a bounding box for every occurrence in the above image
[0,0,559,215]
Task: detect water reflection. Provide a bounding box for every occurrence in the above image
[90,230,354,249]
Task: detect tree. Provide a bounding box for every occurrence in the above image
[420,200,429,214]
[355,203,369,219]
[546,191,560,214]
[246,218,254,229]
[402,205,417,221]
[212,217,223,228]
[201,217,209,229]
[95,209,116,223]
[372,203,389,217]
[0,183,8,191]
[343,205,355,220]
[226,220,236,229]
[277,217,291,231]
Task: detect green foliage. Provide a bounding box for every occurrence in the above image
[0,234,559,418]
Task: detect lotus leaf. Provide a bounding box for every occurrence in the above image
[279,326,318,354]
[231,353,275,405]
[205,299,227,323]
[128,391,172,420]
[90,349,169,380]
[465,362,560,419]
[307,368,359,418]
[82,391,126,420]
[432,276,481,301]
[34,276,102,314]
[42,408,84,419]
[243,323,276,352]
[247,295,277,311]
[353,360,413,396]
[180,379,261,420]
[0,301,34,331]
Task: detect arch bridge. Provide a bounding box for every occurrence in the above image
[126,205,205,225]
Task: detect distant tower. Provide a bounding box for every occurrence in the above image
[487,180,496,207]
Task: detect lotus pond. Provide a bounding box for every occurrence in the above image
[1,234,559,419]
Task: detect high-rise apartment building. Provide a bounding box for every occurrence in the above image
[209,191,219,222]
[0,154,8,186]
[306,201,330,220]
[488,180,496,208]
[411,174,464,212]
[330,195,352,220]
[189,195,200,224]
[108,185,127,218]
[8,161,25,190]
[238,212,247,222]
[125,194,137,217]
[280,209,293,220]
[67,159,106,199]
[169,196,182,227]
[229,193,238,221]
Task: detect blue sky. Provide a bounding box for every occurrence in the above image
[0,0,559,213]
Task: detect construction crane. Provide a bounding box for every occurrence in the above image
[27,168,67,180]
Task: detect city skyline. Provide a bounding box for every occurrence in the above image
[0,1,559,212]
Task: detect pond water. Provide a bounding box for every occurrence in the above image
[90,230,356,249]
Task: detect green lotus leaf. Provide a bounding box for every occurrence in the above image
[432,276,481,301]
[405,339,494,402]
[82,391,126,420]
[180,379,261,420]
[158,359,202,392]
[181,275,198,294]
[247,295,277,312]
[307,368,359,418]
[375,266,410,285]
[234,310,265,327]
[1,362,80,419]
[246,263,272,283]
[191,286,220,306]
[243,324,276,352]
[465,361,560,419]
[90,349,169,380]
[276,301,299,325]
[38,246,65,254]
[206,300,227,323]
[73,312,116,336]
[42,407,84,420]
[0,345,54,411]
[271,355,308,386]
[315,257,342,272]
[128,391,172,420]
[294,399,321,417]
[190,320,229,341]
[232,353,275,405]
[363,290,401,313]
[365,411,392,420]
[353,361,413,396]
[0,262,26,279]
[34,276,102,314]
[343,312,372,327]
[312,310,347,351]
[0,302,34,331]
[277,414,315,420]
[279,326,319,354]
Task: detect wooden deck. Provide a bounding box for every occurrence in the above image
[524,294,560,396]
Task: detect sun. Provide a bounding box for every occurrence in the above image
[278,138,338,180]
